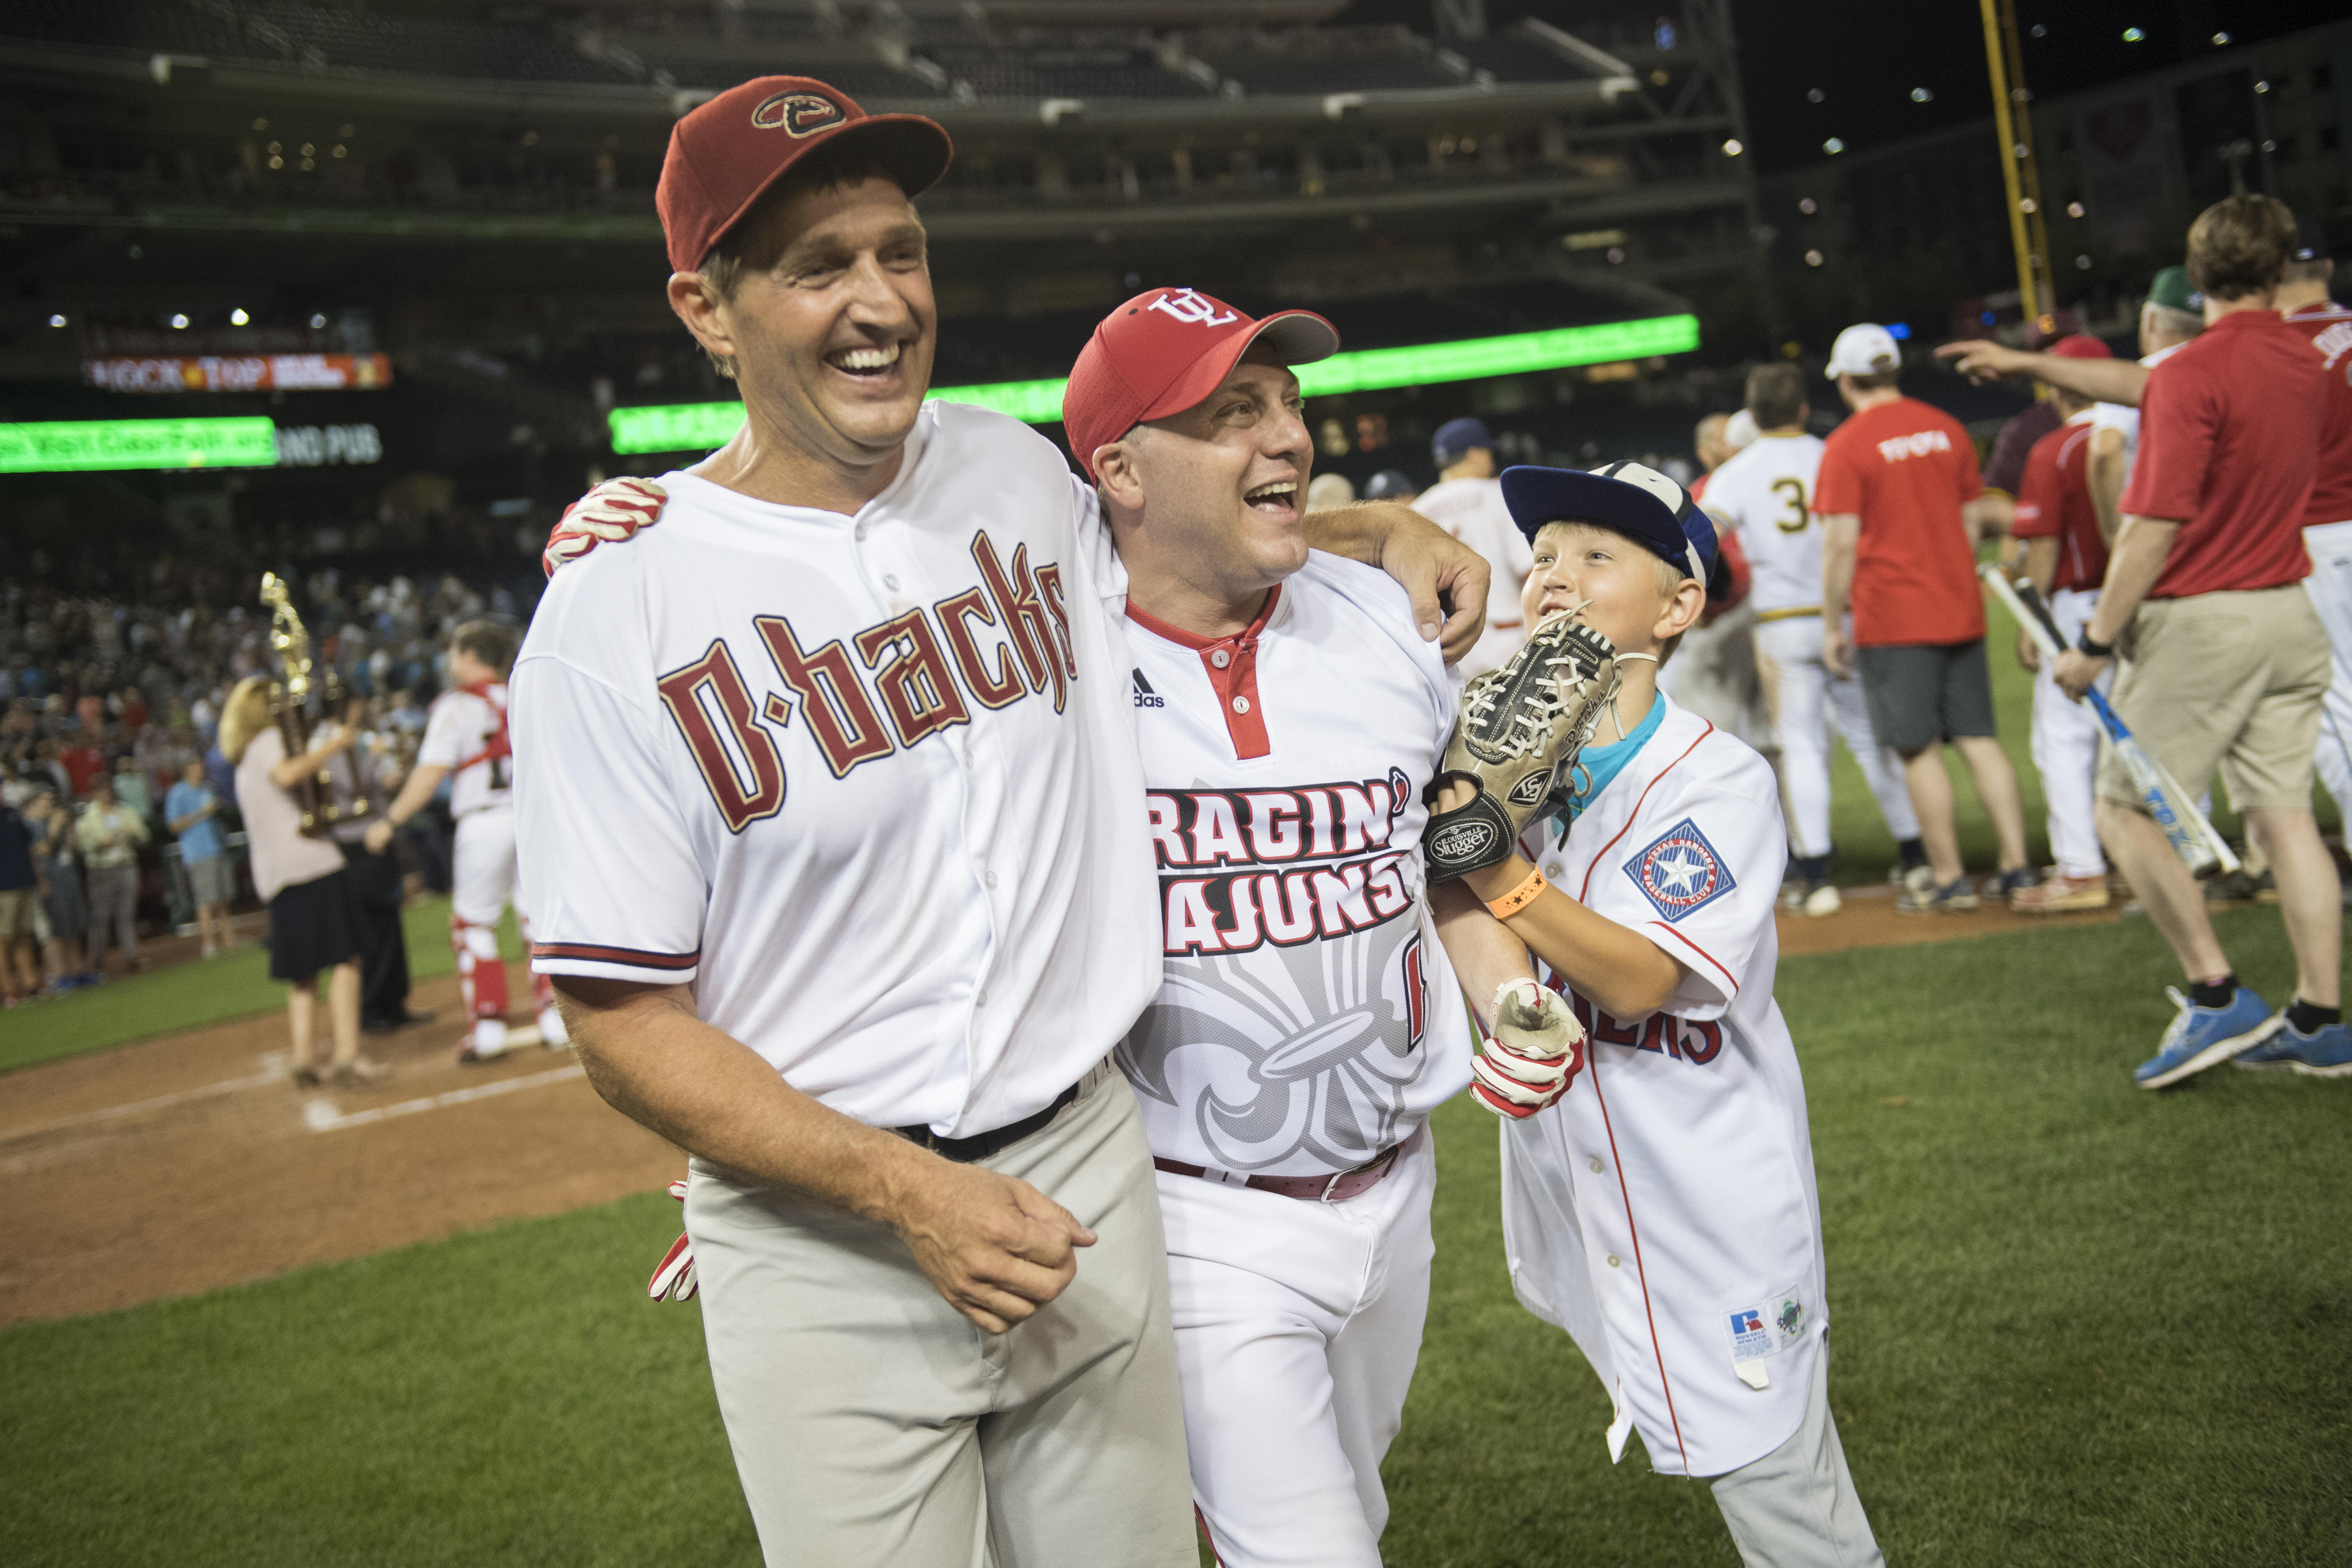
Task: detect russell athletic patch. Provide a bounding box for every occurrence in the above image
[1624,817,1735,923]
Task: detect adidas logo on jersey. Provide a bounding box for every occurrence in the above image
[1132,668,1165,708]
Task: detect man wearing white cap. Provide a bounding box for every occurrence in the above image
[1816,324,2031,913]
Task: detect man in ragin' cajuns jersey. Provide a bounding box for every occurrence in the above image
[514,75,1491,1568]
[365,619,559,1060]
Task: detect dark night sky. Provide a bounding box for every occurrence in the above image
[1345,0,2347,172]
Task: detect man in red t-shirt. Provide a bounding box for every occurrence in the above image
[2052,194,2342,1085]
[56,730,107,799]
[2273,217,2352,822]
[2010,337,2119,914]
[1818,323,2029,914]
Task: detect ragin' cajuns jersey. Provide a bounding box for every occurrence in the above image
[418,683,512,819]
[1495,696,1828,1478]
[1699,433,1830,618]
[513,402,1161,1140]
[1114,553,1473,1179]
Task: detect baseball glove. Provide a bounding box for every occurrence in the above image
[648,1177,697,1302]
[1470,978,1586,1118]
[543,476,667,578]
[1424,614,1620,880]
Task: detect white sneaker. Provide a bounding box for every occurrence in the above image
[1802,882,1843,917]
[536,1006,570,1050]
[460,1018,509,1064]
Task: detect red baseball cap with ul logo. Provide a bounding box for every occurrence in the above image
[656,75,954,274]
[1062,288,1339,480]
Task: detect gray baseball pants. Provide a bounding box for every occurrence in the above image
[1710,1341,1884,1568]
[685,1058,1197,1568]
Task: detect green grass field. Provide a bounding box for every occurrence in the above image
[0,898,525,1076]
[5,906,2345,1566]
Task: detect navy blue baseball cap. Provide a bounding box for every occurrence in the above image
[1363,468,1416,500]
[1432,417,1494,466]
[1499,461,1718,581]
[2292,216,2330,264]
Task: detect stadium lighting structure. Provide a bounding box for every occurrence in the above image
[48,314,67,329]
[1721,138,1743,155]
[0,417,280,474]
[608,315,1705,456]
[170,314,190,329]
[231,308,250,325]
[1823,138,1845,155]
[2121,27,2144,43]
[1910,87,1933,102]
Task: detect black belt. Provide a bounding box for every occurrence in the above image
[893,1079,1083,1164]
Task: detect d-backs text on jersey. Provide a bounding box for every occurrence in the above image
[656,530,1075,831]
[1148,769,1416,956]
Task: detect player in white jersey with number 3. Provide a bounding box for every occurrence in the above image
[1433,461,1884,1568]
[1700,363,1921,913]
[365,619,563,1060]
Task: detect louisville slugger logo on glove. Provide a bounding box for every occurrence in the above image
[1470,978,1586,1119]
[543,476,668,578]
[648,1177,697,1302]
[1425,615,1620,880]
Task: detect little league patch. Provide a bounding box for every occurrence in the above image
[1625,817,1736,923]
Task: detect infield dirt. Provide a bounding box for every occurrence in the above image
[0,886,2121,1327]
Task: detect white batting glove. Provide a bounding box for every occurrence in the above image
[647,1177,697,1302]
[1469,978,1586,1119]
[544,476,668,578]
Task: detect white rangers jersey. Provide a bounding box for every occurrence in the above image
[513,402,1162,1139]
[1410,476,1535,678]
[1113,553,1473,1179]
[1698,433,1828,618]
[1494,697,1826,1478]
[417,683,512,819]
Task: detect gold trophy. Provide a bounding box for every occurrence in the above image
[259,572,372,836]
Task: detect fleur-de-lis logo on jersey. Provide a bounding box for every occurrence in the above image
[751,91,848,137]
[1146,289,1240,329]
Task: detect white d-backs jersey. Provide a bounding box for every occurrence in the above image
[1699,433,1828,618]
[1410,476,1535,678]
[1116,553,1473,1179]
[513,402,1162,1139]
[417,683,512,819]
[1496,698,1826,1478]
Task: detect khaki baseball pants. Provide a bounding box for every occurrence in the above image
[686,1059,1197,1568]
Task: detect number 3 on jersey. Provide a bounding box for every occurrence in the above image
[1769,476,1810,534]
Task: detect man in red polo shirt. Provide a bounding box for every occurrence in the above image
[2011,336,2120,914]
[1819,323,2030,914]
[2053,194,2342,1086]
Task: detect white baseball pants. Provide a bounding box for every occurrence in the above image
[1667,602,1778,754]
[450,806,523,928]
[2301,518,2352,816]
[685,1060,1197,1568]
[1708,1341,1883,1568]
[1752,615,1919,859]
[2027,588,2110,879]
[1158,1129,1437,1568]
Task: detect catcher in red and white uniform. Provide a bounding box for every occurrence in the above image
[365,619,561,1061]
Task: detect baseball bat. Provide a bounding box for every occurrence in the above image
[1979,564,2239,876]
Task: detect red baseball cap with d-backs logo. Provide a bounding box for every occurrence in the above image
[656,75,954,274]
[1062,289,1339,481]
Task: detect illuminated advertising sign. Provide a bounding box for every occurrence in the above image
[607,314,1702,454]
[0,417,280,473]
[83,353,394,393]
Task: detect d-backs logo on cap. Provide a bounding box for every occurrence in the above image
[1625,816,1736,923]
[751,90,848,137]
[1146,288,1239,329]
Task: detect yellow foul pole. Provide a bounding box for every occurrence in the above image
[1978,0,2046,330]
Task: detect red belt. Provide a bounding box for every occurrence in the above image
[1154,1125,1422,1203]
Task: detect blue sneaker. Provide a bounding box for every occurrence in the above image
[2289,1021,2352,1078]
[2135,986,2275,1089]
[2233,1013,2300,1071]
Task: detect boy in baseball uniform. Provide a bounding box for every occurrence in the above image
[365,619,561,1060]
[1431,462,1883,1567]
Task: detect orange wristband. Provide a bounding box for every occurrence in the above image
[1485,866,1548,920]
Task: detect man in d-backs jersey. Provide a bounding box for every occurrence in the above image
[1700,362,1922,915]
[1063,291,1519,1566]
[365,619,558,1061]
[2008,337,2122,915]
[512,76,1489,1568]
[1434,462,1884,1567]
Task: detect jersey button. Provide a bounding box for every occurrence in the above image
[985,871,999,888]
[884,574,901,591]
[1210,649,1230,669]
[1588,1157,1603,1173]
[1231,696,1250,715]
[854,523,868,541]
[975,988,988,1007]
[1606,1254,1621,1268]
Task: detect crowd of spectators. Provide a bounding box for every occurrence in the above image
[0,568,520,1005]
